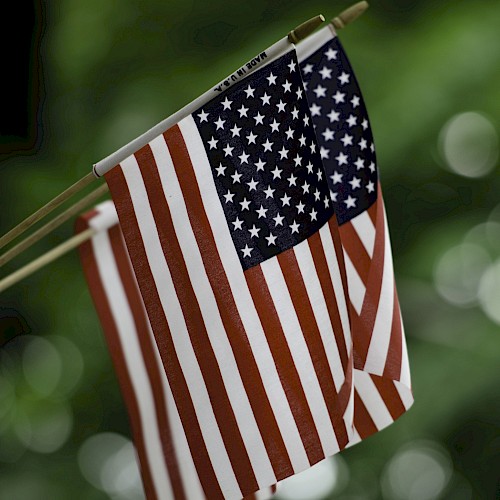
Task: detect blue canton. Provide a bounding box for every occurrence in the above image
[300,37,378,225]
[194,51,334,270]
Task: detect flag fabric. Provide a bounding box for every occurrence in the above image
[101,47,355,499]
[75,201,277,500]
[297,25,413,443]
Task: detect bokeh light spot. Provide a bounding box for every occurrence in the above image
[478,259,500,325]
[438,111,498,178]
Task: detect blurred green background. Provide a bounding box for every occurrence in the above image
[1,0,499,498]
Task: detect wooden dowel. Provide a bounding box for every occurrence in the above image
[0,228,96,294]
[0,172,96,250]
[331,1,369,29]
[288,15,325,44]
[0,183,109,267]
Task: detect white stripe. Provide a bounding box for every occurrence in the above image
[89,221,173,499]
[149,134,276,488]
[120,156,242,499]
[261,256,339,457]
[342,250,365,316]
[354,372,393,430]
[364,213,394,375]
[346,427,362,448]
[350,210,376,258]
[318,224,352,354]
[179,115,310,474]
[296,25,336,63]
[254,487,275,500]
[294,239,346,391]
[399,320,411,388]
[394,380,414,411]
[342,375,355,438]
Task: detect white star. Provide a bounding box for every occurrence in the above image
[262,139,273,152]
[367,181,375,193]
[282,80,292,92]
[208,136,218,149]
[231,171,242,183]
[246,131,257,144]
[354,158,364,170]
[370,142,375,152]
[232,217,243,230]
[325,48,337,60]
[314,188,321,201]
[264,185,275,198]
[214,116,225,130]
[221,97,232,110]
[324,195,330,208]
[223,144,234,156]
[341,134,353,147]
[320,146,330,159]
[369,161,376,173]
[276,100,286,112]
[255,158,266,171]
[271,166,282,179]
[198,110,209,122]
[310,141,316,154]
[331,171,343,184]
[310,103,321,116]
[310,208,318,221]
[302,181,310,194]
[291,107,299,120]
[288,174,297,186]
[230,124,241,137]
[270,119,280,132]
[215,163,226,176]
[296,201,305,214]
[303,114,310,126]
[248,225,261,238]
[336,152,348,166]
[351,95,360,108]
[267,72,277,85]
[362,118,369,130]
[281,193,291,206]
[241,244,253,258]
[313,84,327,98]
[330,190,338,202]
[293,154,302,167]
[327,110,340,122]
[306,162,314,174]
[279,147,289,160]
[346,114,357,127]
[322,128,334,141]
[290,220,300,234]
[273,213,284,226]
[288,60,296,72]
[338,72,350,85]
[244,86,255,98]
[319,66,332,79]
[359,138,368,150]
[265,233,277,245]
[285,127,294,140]
[238,105,249,117]
[254,112,265,125]
[299,135,306,147]
[239,151,250,164]
[344,195,356,208]
[316,168,323,181]
[247,178,258,191]
[240,198,251,210]
[349,176,361,189]
[296,87,303,100]
[223,190,235,203]
[261,92,271,105]
[303,63,313,74]
[332,91,345,104]
[256,205,268,218]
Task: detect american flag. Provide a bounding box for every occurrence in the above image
[102,48,354,499]
[297,26,413,441]
[76,201,277,500]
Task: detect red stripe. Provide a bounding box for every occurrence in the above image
[246,265,323,466]
[105,167,224,499]
[339,221,371,285]
[367,198,377,226]
[278,248,349,450]
[108,224,186,500]
[353,389,378,440]
[370,374,406,421]
[382,282,403,381]
[164,126,294,481]
[135,145,258,494]
[75,216,158,500]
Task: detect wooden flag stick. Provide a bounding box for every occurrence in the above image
[0,172,96,250]
[0,182,109,267]
[0,228,96,294]
[331,1,369,29]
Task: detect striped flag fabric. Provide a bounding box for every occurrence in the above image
[75,201,277,500]
[297,25,413,442]
[100,47,355,499]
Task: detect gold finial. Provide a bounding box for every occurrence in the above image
[331,1,369,30]
[288,15,325,44]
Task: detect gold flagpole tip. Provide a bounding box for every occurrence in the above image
[288,15,325,44]
[331,1,369,30]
